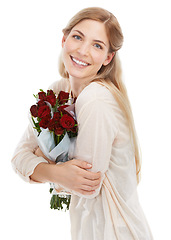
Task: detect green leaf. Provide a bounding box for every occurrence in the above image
[31,117,41,135]
[33,93,38,99]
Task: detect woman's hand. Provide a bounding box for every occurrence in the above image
[56,159,101,195]
[34,147,55,164]
[33,147,101,195]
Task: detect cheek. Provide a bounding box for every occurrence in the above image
[92,52,107,66]
[62,42,73,66]
[63,39,75,54]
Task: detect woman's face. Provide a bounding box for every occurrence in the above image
[62,19,114,83]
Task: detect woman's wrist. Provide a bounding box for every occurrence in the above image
[30,162,58,183]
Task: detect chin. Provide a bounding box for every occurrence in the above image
[68,69,87,79]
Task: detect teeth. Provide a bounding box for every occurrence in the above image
[72,57,88,66]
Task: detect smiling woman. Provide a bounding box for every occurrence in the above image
[58,7,153,240]
[61,19,114,96]
[11,6,154,240]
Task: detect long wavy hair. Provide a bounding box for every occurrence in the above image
[59,7,141,184]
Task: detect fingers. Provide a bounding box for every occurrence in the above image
[73,182,100,195]
[79,178,101,193]
[34,147,42,156]
[35,147,55,164]
[71,159,92,169]
[47,159,56,164]
[77,189,96,195]
[83,178,101,188]
[81,183,100,192]
[77,181,101,195]
[71,159,101,180]
[84,171,101,181]
[71,159,101,183]
[76,174,101,195]
[64,159,102,195]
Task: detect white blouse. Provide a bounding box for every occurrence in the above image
[11,79,153,240]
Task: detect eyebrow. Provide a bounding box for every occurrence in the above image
[73,30,107,46]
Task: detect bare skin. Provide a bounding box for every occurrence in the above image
[30,147,101,195]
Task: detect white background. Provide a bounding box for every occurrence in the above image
[0,0,171,239]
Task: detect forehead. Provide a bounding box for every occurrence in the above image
[71,19,109,43]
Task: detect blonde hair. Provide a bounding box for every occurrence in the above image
[59,7,141,184]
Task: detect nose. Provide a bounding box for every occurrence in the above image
[77,42,90,56]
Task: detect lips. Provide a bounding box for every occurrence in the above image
[70,56,90,67]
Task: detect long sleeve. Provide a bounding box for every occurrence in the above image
[69,82,153,240]
[72,82,119,198]
[11,78,70,182]
[11,124,48,183]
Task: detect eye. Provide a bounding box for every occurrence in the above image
[73,35,82,40]
[94,43,102,49]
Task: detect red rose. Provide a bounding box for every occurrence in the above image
[48,112,61,131]
[39,117,50,129]
[30,105,38,117]
[54,126,64,136]
[38,105,51,118]
[70,126,78,133]
[48,118,56,131]
[53,112,61,120]
[47,90,55,96]
[57,91,69,104]
[46,95,56,107]
[37,100,46,107]
[60,114,75,130]
[38,91,46,101]
[46,90,56,107]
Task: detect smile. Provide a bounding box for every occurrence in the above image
[71,56,90,67]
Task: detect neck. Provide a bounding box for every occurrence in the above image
[69,76,92,98]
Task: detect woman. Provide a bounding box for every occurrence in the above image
[12,7,153,240]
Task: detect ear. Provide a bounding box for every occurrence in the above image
[103,52,115,66]
[62,35,67,48]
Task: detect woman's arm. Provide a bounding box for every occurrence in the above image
[73,84,119,198]
[11,79,70,182]
[11,124,48,183]
[11,124,101,195]
[31,148,101,195]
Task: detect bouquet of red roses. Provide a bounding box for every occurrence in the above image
[30,89,78,210]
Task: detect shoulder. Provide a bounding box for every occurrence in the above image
[76,82,118,111]
[75,82,120,134]
[48,78,70,94]
[81,82,113,99]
